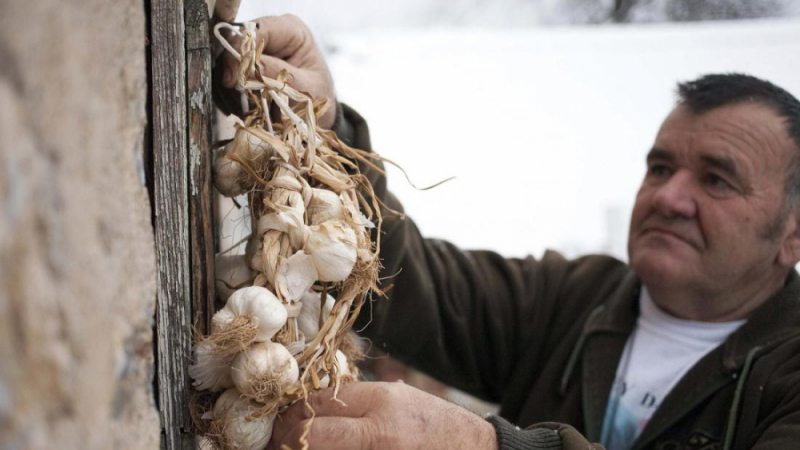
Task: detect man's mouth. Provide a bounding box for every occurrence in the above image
[641,227,701,249]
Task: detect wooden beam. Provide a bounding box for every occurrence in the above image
[186,0,216,335]
[150,0,191,448]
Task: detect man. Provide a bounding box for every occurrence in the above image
[218,15,800,450]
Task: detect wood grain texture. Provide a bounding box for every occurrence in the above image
[150,0,191,448]
[186,0,216,335]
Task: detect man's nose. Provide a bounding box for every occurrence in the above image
[651,171,697,218]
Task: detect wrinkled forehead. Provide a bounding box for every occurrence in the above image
[657,102,796,164]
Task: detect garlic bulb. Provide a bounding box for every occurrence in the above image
[213,151,246,197]
[213,128,274,197]
[334,350,351,377]
[215,254,256,302]
[305,220,358,282]
[213,286,287,342]
[296,291,335,343]
[188,340,235,392]
[245,234,264,273]
[232,341,299,399]
[319,350,351,388]
[308,189,345,225]
[213,388,276,450]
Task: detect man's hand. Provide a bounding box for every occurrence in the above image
[268,382,498,450]
[217,14,337,129]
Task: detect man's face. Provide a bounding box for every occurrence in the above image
[628,102,798,315]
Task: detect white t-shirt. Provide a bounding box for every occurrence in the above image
[599,288,746,450]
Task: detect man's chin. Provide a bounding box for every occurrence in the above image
[630,251,691,287]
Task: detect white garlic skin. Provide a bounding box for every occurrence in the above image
[188,340,235,392]
[196,436,216,450]
[334,350,351,377]
[215,254,256,302]
[232,341,299,397]
[257,211,308,250]
[213,129,275,198]
[213,286,288,342]
[305,220,358,282]
[296,291,335,344]
[245,234,264,273]
[319,350,351,388]
[308,189,345,225]
[276,251,318,304]
[213,149,246,197]
[213,388,275,450]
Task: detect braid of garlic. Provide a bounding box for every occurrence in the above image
[194,19,392,450]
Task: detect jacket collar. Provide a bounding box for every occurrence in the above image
[585,270,640,335]
[721,269,800,371]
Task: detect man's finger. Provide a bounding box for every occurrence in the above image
[252,15,314,65]
[269,416,373,450]
[272,382,391,446]
[275,387,360,436]
[258,54,299,82]
[302,383,392,419]
[219,33,303,90]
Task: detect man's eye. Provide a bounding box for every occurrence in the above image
[704,173,733,191]
[647,164,672,178]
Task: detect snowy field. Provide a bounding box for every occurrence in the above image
[220,12,800,262]
[326,19,800,260]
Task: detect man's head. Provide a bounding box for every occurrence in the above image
[627,74,800,321]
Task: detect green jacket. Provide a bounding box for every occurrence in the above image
[333,104,800,450]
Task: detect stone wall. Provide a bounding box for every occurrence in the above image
[0,1,160,449]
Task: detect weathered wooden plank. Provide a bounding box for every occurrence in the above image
[186,0,216,334]
[150,0,192,448]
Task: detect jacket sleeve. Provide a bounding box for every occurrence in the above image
[330,103,616,404]
[332,103,613,450]
[488,417,606,450]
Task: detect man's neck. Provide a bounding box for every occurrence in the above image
[644,270,789,322]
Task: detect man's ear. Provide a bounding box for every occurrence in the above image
[777,208,800,267]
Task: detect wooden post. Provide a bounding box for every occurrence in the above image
[151,0,192,447]
[186,0,216,336]
[149,0,215,448]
